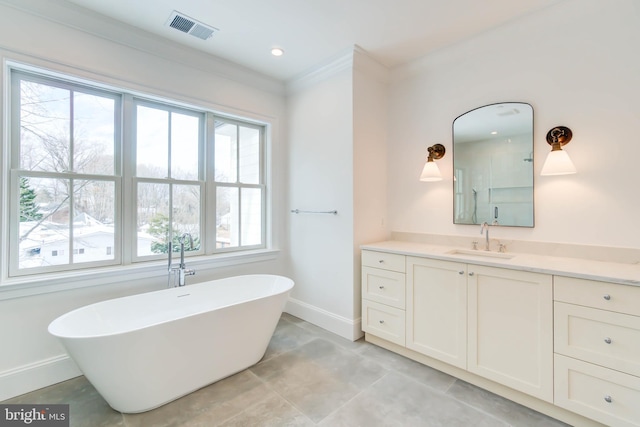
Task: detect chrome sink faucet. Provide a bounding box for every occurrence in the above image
[480,222,491,251]
[168,233,196,287]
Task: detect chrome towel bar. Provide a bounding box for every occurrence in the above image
[290,209,338,215]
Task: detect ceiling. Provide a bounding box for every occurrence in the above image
[64,0,562,81]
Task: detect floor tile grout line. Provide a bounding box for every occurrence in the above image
[313,371,394,425]
[247,353,318,425]
[351,346,518,425]
[210,384,301,427]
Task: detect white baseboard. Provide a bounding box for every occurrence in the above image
[0,355,81,401]
[285,297,364,341]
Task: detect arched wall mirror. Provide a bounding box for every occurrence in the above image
[453,102,534,227]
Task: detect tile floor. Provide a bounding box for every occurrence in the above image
[3,314,570,426]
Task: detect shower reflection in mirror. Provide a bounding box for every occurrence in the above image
[453,102,534,227]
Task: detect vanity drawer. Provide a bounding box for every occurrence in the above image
[555,354,640,427]
[362,266,405,309]
[555,302,640,377]
[554,276,640,316]
[362,250,405,273]
[362,300,405,346]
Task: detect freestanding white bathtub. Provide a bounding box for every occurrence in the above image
[48,274,294,413]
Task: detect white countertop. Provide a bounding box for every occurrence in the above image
[361,240,640,287]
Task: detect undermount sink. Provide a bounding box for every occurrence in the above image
[446,249,515,260]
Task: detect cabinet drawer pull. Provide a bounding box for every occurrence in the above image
[458,271,464,275]
[604,337,612,344]
[379,285,385,290]
[378,260,385,263]
[604,395,612,403]
[379,320,385,324]
[603,294,611,301]
[468,272,475,276]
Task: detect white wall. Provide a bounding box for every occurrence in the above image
[0,0,287,400]
[388,0,640,248]
[285,54,357,337]
[285,48,389,340]
[353,51,389,320]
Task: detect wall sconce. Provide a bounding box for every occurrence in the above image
[420,143,446,182]
[540,126,576,176]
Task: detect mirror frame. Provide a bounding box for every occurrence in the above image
[451,101,535,228]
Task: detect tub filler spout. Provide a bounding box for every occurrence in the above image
[168,233,196,287]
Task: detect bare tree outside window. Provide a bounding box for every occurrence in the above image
[16,76,118,269]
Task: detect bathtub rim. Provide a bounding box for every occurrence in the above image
[48,274,293,340]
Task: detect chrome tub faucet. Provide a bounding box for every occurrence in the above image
[168,233,196,287]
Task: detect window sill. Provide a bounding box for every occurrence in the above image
[0,248,280,301]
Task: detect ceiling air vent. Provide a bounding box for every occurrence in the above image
[166,11,217,41]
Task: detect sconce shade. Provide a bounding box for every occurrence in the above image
[541,126,576,176]
[420,160,443,181]
[420,143,445,182]
[540,149,576,175]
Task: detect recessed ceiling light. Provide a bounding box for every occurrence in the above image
[271,47,284,57]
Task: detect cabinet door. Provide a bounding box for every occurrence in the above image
[406,257,467,369]
[467,265,553,402]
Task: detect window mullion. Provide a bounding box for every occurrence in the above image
[68,178,75,265]
[69,90,75,173]
[167,112,172,179]
[205,113,216,255]
[122,94,135,265]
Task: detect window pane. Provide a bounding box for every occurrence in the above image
[173,184,200,252]
[241,188,262,246]
[137,105,168,178]
[73,92,115,175]
[239,126,260,184]
[18,177,70,269]
[214,122,237,183]
[137,182,169,256]
[216,186,238,248]
[171,112,199,180]
[20,81,70,172]
[73,180,115,263]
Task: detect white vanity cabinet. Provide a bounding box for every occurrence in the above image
[361,250,406,346]
[554,276,640,427]
[375,254,554,401]
[361,242,639,426]
[467,265,553,402]
[406,256,467,369]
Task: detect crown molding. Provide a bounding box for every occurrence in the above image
[285,46,355,94]
[353,45,390,85]
[0,0,285,95]
[285,45,390,94]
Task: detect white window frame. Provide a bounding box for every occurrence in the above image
[8,71,123,277]
[130,98,206,262]
[3,63,270,286]
[210,116,267,254]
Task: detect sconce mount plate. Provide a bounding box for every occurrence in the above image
[545,126,572,146]
[428,143,446,160]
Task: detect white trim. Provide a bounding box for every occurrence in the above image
[285,296,363,341]
[0,249,279,301]
[0,354,81,401]
[286,47,354,94]
[353,45,390,85]
[2,60,277,294]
